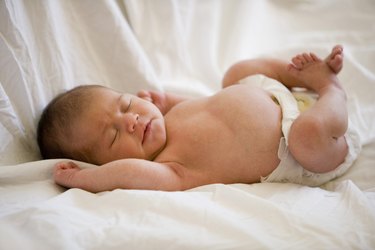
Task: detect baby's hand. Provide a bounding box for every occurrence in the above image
[137,90,153,102]
[53,161,82,189]
[137,90,168,114]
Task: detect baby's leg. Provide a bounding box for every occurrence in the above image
[287,45,348,173]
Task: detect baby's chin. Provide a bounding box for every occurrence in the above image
[145,119,167,159]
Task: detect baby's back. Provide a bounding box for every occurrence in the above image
[155,84,283,189]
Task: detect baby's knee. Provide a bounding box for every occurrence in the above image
[289,115,326,151]
[288,116,336,173]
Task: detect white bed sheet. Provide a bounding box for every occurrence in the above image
[1,0,375,249]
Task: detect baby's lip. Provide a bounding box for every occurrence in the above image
[142,120,151,144]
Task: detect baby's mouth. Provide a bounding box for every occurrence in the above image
[142,120,151,144]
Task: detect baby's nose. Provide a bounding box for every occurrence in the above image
[125,113,139,133]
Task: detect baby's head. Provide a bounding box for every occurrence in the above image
[37,85,166,165]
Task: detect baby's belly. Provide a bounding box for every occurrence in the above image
[208,85,283,180]
[161,84,283,185]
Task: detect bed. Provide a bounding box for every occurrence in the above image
[1,0,375,249]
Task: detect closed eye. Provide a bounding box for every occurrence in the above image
[125,98,132,112]
[120,94,132,113]
[110,97,132,147]
[110,130,118,147]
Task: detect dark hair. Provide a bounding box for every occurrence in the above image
[37,85,106,161]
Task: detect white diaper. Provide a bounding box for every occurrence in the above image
[239,74,362,186]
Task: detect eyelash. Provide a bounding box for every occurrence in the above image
[111,130,118,146]
[124,99,132,112]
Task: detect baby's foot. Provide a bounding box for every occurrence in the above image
[53,161,81,189]
[290,52,319,70]
[287,45,344,92]
[289,45,343,74]
[325,45,343,74]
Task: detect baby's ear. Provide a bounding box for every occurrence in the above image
[137,90,152,102]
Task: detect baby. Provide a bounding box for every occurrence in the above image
[37,45,360,192]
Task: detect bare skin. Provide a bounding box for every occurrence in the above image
[54,45,348,192]
[287,45,348,173]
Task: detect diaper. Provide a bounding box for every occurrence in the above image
[239,74,362,186]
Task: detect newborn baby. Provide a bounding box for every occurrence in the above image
[37,45,360,192]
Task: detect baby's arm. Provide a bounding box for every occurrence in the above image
[53,160,184,193]
[138,90,190,115]
[222,58,300,89]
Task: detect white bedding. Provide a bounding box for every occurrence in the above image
[1,0,375,249]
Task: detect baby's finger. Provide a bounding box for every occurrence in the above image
[54,161,79,170]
